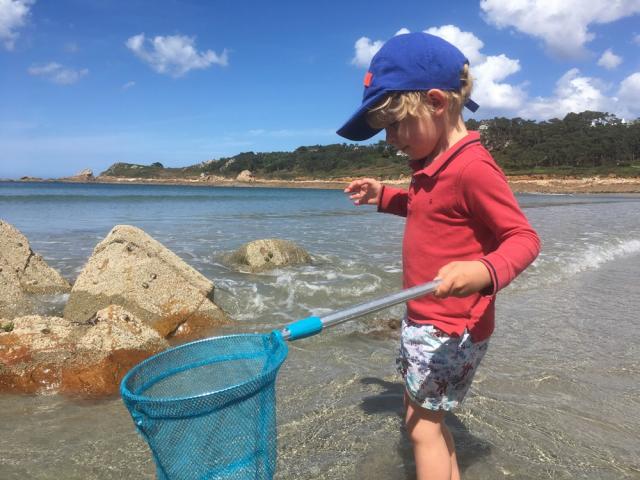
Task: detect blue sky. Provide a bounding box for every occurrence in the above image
[1,0,640,178]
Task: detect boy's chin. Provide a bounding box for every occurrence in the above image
[404,148,423,160]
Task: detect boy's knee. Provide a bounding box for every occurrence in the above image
[405,400,446,444]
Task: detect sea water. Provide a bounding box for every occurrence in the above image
[0,182,638,479]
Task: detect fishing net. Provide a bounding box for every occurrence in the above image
[120,331,288,480]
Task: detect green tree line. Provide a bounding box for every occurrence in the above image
[467,111,640,175]
[101,111,640,179]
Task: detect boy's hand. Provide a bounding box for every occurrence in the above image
[344,178,382,206]
[434,261,492,298]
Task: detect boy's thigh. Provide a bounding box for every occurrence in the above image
[397,320,489,411]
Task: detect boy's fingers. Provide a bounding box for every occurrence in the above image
[344,180,365,193]
[433,278,450,298]
[345,179,379,206]
[434,266,455,297]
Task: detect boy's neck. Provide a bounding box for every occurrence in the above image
[422,117,469,166]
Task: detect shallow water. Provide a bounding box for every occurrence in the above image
[1,182,639,479]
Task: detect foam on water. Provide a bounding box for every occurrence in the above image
[212,256,394,328]
[32,293,70,317]
[514,237,640,290]
[567,238,640,274]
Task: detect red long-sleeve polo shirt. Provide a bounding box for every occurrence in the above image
[378,131,540,341]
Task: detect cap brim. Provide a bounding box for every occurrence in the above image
[465,98,479,113]
[338,92,480,141]
[336,91,388,141]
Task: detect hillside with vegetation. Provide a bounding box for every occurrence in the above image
[100,111,640,180]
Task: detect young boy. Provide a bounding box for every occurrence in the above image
[337,32,540,480]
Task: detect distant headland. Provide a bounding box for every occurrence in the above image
[7,111,640,194]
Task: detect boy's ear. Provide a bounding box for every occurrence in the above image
[426,89,448,114]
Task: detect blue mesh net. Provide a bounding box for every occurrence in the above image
[120,332,288,480]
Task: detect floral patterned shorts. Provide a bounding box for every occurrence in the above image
[396,317,489,411]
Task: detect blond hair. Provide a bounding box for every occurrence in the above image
[366,64,473,129]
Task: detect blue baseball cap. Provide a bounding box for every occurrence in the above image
[337,32,479,141]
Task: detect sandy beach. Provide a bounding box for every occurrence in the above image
[21,174,640,194]
[504,175,640,194]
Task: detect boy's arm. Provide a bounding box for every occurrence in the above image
[377,185,409,217]
[459,157,541,295]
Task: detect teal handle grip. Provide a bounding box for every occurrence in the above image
[284,316,323,340]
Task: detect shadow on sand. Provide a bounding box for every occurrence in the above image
[356,377,491,479]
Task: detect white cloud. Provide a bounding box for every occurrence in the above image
[0,0,33,50]
[351,29,416,67]
[472,54,526,110]
[617,72,640,112]
[519,68,608,119]
[425,25,485,65]
[28,62,88,84]
[350,36,384,68]
[597,49,623,69]
[423,25,526,110]
[126,33,228,77]
[480,0,640,59]
[122,80,136,89]
[634,33,640,45]
[515,70,640,121]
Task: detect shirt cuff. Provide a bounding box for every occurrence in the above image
[478,258,498,296]
[377,184,407,216]
[376,185,386,212]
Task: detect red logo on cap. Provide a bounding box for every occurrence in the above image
[364,71,373,87]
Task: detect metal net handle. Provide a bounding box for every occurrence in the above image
[280,279,441,341]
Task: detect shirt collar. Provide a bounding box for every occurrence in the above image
[410,131,481,177]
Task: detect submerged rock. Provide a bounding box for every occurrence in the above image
[0,305,168,396]
[64,225,227,338]
[0,220,71,295]
[358,317,402,340]
[228,238,312,272]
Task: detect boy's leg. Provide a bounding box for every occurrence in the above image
[442,421,460,480]
[405,394,460,480]
[399,322,488,479]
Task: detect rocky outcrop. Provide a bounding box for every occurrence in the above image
[228,238,311,272]
[236,170,255,182]
[0,220,71,295]
[64,225,227,338]
[0,305,168,396]
[60,169,95,182]
[74,168,94,180]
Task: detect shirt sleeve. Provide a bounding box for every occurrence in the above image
[458,157,541,295]
[377,184,409,217]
